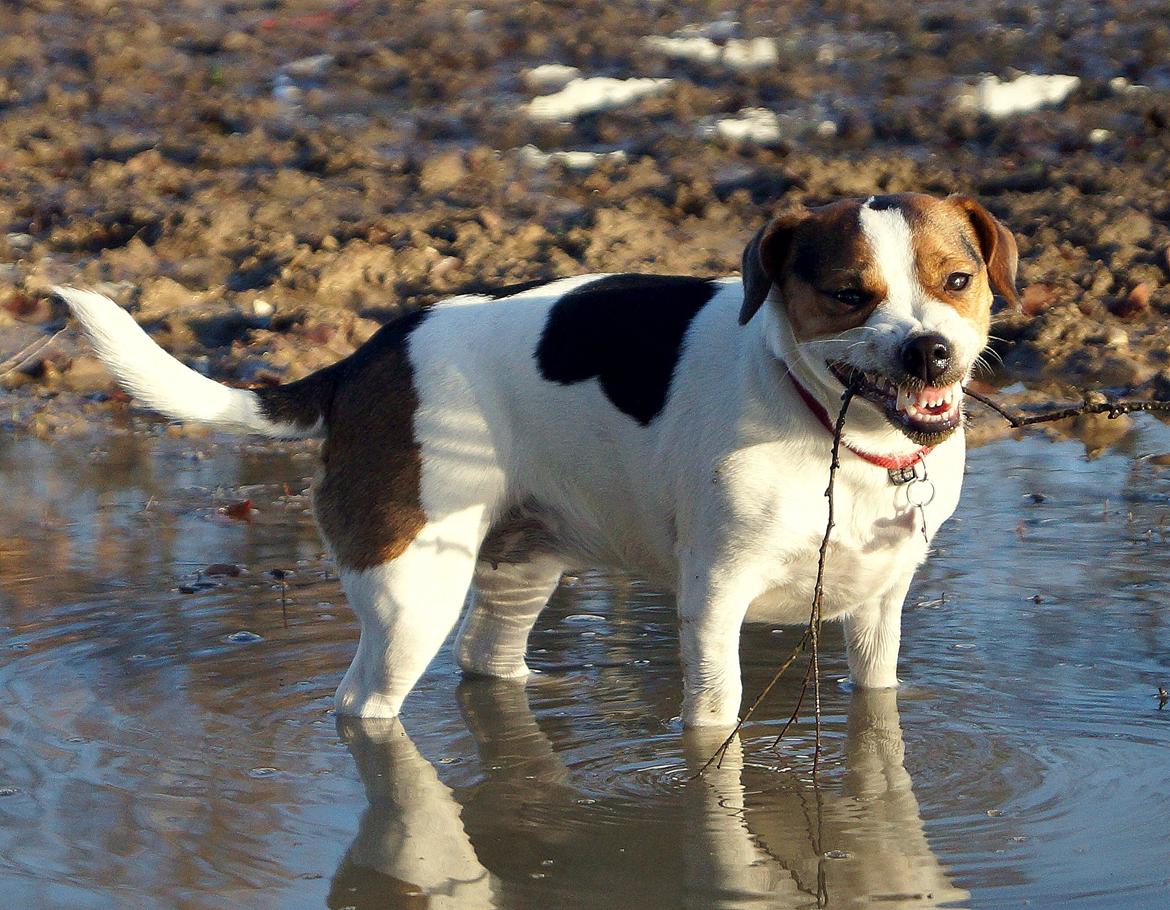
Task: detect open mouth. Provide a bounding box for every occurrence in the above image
[829,362,963,443]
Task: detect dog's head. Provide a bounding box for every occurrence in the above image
[740,193,1018,446]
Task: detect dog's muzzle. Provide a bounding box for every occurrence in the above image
[829,354,964,444]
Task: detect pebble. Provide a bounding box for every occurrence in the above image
[525,77,672,121]
[1110,282,1152,320]
[281,54,335,78]
[958,73,1080,118]
[522,63,580,91]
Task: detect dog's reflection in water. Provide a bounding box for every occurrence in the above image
[331,686,966,909]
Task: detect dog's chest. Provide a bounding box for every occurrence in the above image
[742,474,934,623]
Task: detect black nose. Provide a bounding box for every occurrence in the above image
[900,334,952,383]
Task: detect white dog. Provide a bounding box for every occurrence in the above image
[57,192,1017,727]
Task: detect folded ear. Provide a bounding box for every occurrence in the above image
[739,210,806,325]
[948,195,1021,312]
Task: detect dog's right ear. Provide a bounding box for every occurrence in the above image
[739,210,806,326]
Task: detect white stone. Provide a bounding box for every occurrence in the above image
[958,73,1080,118]
[641,34,778,71]
[518,145,628,170]
[524,77,672,121]
[522,63,581,91]
[711,108,785,146]
[281,54,335,78]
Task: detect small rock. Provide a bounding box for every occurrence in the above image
[1104,327,1129,349]
[1089,269,1114,297]
[1019,283,1055,315]
[522,63,580,91]
[206,563,242,577]
[272,74,302,104]
[252,299,274,317]
[957,73,1080,118]
[418,151,467,194]
[282,54,334,78]
[222,31,252,51]
[1110,282,1152,320]
[430,256,462,281]
[524,76,672,121]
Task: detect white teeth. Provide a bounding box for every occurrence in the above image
[893,381,964,424]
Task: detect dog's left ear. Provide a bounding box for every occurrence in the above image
[739,210,806,325]
[948,195,1021,312]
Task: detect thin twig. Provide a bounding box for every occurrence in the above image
[693,386,855,778]
[0,329,65,378]
[771,656,814,750]
[964,386,1170,428]
[810,386,854,778]
[692,630,810,778]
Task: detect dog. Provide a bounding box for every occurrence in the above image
[56,192,1018,728]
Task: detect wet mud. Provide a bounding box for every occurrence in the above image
[3,0,1170,430]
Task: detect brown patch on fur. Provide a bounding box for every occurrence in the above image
[312,311,430,571]
[946,195,1021,312]
[757,193,1013,341]
[256,368,336,430]
[770,199,888,341]
[894,194,993,332]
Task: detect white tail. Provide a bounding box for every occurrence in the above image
[54,287,321,438]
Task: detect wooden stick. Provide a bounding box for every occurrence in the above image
[964,386,1170,427]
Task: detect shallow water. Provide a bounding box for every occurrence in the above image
[1,419,1169,909]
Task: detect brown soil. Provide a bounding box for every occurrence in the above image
[3,0,1170,435]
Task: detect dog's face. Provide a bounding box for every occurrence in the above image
[741,193,1019,445]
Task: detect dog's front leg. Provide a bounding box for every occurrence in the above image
[677,568,753,728]
[843,570,914,689]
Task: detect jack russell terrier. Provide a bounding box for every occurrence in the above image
[57,192,1018,728]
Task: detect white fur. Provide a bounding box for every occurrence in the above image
[63,233,978,727]
[332,272,967,726]
[53,287,319,438]
[858,203,984,375]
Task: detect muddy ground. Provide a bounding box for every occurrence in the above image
[2,0,1170,436]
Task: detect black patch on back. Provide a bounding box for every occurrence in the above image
[866,195,902,211]
[535,274,718,426]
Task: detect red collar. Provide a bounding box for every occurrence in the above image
[786,368,933,472]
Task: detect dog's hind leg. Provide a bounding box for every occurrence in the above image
[454,553,565,679]
[334,507,489,718]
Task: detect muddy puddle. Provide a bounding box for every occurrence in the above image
[1,419,1169,909]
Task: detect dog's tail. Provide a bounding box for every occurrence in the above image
[54,287,331,438]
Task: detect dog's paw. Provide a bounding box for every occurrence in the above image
[333,686,406,719]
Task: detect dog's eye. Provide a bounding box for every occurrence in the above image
[945,272,971,292]
[831,289,868,308]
